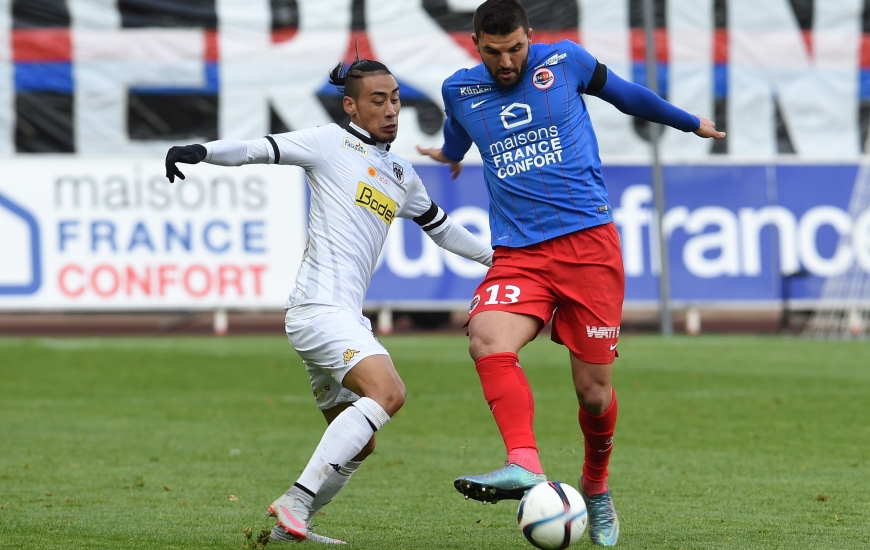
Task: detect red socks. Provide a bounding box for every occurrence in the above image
[578,387,618,496]
[475,352,543,474]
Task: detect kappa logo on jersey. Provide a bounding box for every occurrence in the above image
[500,103,533,129]
[392,162,404,183]
[343,349,360,365]
[355,182,396,225]
[533,68,555,90]
[342,137,369,157]
[460,85,493,96]
[534,52,567,69]
[586,325,620,339]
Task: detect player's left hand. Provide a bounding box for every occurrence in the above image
[416,145,463,180]
[693,116,726,139]
[165,144,207,183]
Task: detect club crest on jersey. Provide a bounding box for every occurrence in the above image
[460,85,492,96]
[533,68,555,90]
[343,349,360,365]
[392,162,404,183]
[342,137,369,157]
[355,182,396,225]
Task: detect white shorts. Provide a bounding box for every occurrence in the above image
[284,305,389,411]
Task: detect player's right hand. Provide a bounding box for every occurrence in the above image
[165,144,207,183]
[416,145,463,180]
[693,116,726,139]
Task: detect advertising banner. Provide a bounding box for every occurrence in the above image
[2,158,869,310]
[0,158,306,310]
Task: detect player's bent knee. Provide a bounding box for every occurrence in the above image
[575,384,612,415]
[468,333,503,362]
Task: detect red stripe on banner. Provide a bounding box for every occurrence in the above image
[802,29,813,58]
[862,33,870,67]
[714,29,728,63]
[345,30,375,61]
[448,31,479,60]
[13,29,71,62]
[630,28,669,62]
[205,29,219,61]
[272,27,297,44]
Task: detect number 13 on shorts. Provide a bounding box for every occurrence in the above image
[484,284,521,305]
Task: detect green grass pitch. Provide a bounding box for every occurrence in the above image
[0,334,868,549]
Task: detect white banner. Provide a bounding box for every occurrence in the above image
[0,157,306,310]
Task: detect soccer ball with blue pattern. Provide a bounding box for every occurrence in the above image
[517,481,587,549]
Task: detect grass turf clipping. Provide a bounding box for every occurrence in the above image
[0,335,868,549]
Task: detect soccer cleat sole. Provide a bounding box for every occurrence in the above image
[454,478,528,503]
[268,505,308,541]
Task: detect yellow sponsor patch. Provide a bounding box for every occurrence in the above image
[355,182,396,225]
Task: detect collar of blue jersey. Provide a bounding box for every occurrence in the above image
[345,121,391,151]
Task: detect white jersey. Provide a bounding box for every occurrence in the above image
[206,123,436,312]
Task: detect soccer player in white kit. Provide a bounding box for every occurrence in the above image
[164,59,493,544]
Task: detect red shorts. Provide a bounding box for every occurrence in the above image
[468,223,625,364]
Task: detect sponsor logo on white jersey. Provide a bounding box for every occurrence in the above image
[534,52,567,69]
[586,325,620,339]
[500,102,533,129]
[460,85,493,96]
[533,68,555,90]
[355,182,396,225]
[342,137,369,157]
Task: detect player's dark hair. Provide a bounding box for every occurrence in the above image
[473,0,529,37]
[328,59,392,100]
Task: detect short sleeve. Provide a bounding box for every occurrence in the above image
[268,125,332,170]
[396,167,433,220]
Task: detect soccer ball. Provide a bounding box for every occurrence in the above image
[517,481,587,549]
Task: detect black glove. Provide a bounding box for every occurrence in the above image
[165,144,207,183]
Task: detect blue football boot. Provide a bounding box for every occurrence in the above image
[579,478,620,546]
[454,463,547,503]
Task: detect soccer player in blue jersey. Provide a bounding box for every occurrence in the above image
[418,0,724,545]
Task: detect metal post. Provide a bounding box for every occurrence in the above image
[643,0,673,336]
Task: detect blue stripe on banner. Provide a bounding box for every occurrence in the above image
[15,62,73,93]
[129,63,219,95]
[861,69,870,100]
[714,64,728,99]
[631,62,669,97]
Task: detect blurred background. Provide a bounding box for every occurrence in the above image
[1,0,869,337]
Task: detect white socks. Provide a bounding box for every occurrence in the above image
[295,397,389,495]
[312,460,362,512]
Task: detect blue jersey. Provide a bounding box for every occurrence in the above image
[442,41,620,249]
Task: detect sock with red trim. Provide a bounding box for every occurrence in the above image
[475,352,543,474]
[579,387,618,496]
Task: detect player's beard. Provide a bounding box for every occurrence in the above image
[489,55,529,87]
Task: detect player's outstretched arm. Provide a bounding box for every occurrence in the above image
[164,139,268,183]
[416,145,463,179]
[589,67,725,139]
